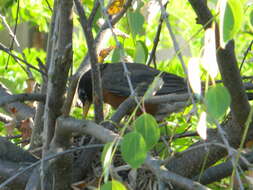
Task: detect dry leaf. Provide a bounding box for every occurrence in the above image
[25,78,36,93]
[71,180,86,190]
[107,0,125,15]
[25,78,37,107]
[71,177,100,190]
[98,46,115,63]
[19,118,33,146]
[245,140,253,148]
[5,121,16,136]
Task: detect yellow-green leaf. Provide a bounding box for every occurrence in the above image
[219,0,243,48]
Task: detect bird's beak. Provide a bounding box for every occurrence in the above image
[82,100,91,118]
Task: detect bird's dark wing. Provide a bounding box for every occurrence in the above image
[101,63,187,97]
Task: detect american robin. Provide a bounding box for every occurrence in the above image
[78,62,188,120]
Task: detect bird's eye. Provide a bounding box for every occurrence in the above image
[78,88,87,103]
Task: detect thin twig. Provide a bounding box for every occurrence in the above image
[0,42,47,76]
[146,2,168,67]
[97,0,142,111]
[88,0,100,26]
[44,0,53,12]
[157,0,197,114]
[6,0,20,70]
[0,13,33,78]
[239,40,253,71]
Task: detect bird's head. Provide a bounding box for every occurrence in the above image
[78,71,93,118]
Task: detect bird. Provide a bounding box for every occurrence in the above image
[78,62,189,120]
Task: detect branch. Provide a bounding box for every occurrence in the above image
[0,14,33,78]
[57,116,210,189]
[0,42,47,76]
[74,0,104,123]
[0,93,45,107]
[0,83,34,120]
[0,143,102,189]
[111,93,190,123]
[41,0,73,189]
[0,113,12,123]
[43,0,73,148]
[0,160,30,189]
[188,0,250,126]
[194,151,253,185]
[146,2,167,67]
[165,119,253,178]
[30,0,60,149]
[217,41,250,126]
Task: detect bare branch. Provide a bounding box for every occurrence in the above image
[0,83,34,120]
[30,0,59,149]
[146,2,167,67]
[41,0,73,189]
[43,0,73,148]
[74,0,104,123]
[194,151,253,185]
[57,116,210,190]
[0,93,45,107]
[110,93,190,123]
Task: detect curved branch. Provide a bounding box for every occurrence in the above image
[194,151,253,185]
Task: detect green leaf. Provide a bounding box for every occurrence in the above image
[249,8,253,31]
[219,0,243,48]
[127,10,145,38]
[133,113,160,150]
[134,41,148,63]
[111,48,121,62]
[205,85,231,120]
[120,132,147,168]
[101,180,126,190]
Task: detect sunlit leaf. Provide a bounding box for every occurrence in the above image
[128,10,145,37]
[143,76,164,99]
[197,112,207,140]
[133,113,160,150]
[111,47,121,62]
[205,85,231,120]
[188,58,201,96]
[202,28,219,79]
[134,41,148,63]
[219,0,243,48]
[107,0,125,15]
[120,132,147,168]
[101,180,126,190]
[249,8,253,31]
[101,142,114,182]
